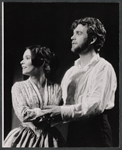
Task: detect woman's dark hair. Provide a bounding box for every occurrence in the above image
[71,17,106,52]
[25,45,58,75]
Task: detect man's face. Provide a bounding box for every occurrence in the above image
[71,24,90,54]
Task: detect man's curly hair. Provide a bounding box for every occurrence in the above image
[71,17,106,52]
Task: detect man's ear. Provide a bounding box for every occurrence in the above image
[90,36,97,45]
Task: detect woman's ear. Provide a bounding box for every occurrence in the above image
[90,36,97,45]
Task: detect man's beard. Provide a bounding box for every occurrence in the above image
[71,38,91,55]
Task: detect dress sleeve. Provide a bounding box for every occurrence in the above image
[53,84,63,105]
[11,82,43,122]
[47,83,62,106]
[61,64,117,122]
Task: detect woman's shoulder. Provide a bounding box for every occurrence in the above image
[47,80,61,89]
[47,80,58,85]
[12,80,28,91]
[13,80,27,86]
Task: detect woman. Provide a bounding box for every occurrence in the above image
[4,45,66,147]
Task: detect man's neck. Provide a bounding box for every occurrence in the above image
[79,49,96,68]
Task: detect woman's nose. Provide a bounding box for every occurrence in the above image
[20,60,24,65]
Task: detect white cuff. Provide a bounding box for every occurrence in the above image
[60,105,74,121]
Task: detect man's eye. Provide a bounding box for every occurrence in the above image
[77,31,82,35]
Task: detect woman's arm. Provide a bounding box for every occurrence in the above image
[11,82,45,122]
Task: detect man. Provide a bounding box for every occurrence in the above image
[44,17,117,147]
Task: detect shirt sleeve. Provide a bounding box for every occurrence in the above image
[61,63,117,122]
[11,82,43,122]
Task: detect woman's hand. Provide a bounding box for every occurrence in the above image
[23,110,36,122]
[23,108,51,122]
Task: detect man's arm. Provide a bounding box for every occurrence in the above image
[44,63,117,123]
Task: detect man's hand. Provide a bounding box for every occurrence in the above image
[43,105,61,117]
[28,109,51,121]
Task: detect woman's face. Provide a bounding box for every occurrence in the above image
[20,49,36,76]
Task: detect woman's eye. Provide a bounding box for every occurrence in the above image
[26,56,31,59]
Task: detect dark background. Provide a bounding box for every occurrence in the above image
[4,2,119,146]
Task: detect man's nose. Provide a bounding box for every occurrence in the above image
[71,34,75,40]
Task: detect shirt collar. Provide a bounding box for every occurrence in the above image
[74,53,100,70]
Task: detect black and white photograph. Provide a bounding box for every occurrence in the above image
[2,2,119,148]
